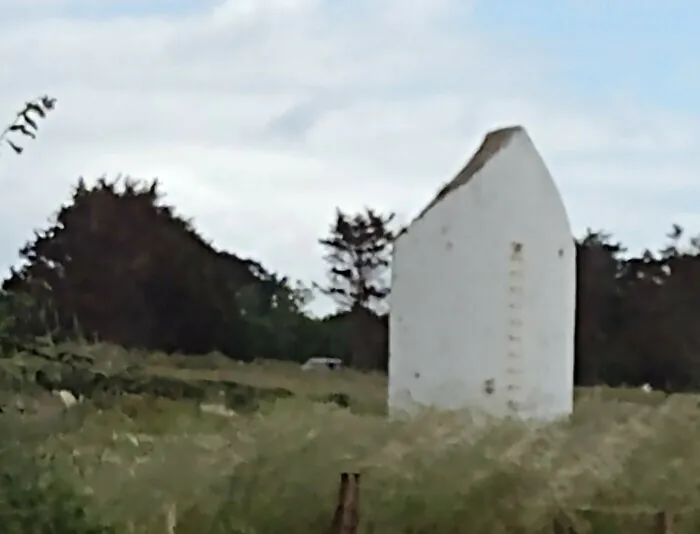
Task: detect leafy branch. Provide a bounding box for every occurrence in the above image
[0,95,57,157]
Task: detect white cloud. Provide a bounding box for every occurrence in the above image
[0,0,698,315]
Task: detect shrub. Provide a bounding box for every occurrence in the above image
[0,419,114,534]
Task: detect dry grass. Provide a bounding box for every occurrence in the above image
[54,342,389,413]
[4,345,700,533]
[145,359,388,413]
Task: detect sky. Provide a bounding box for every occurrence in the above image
[1,0,699,315]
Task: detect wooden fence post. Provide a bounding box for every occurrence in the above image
[654,511,672,534]
[328,472,360,534]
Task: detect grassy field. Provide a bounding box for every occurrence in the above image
[0,343,699,534]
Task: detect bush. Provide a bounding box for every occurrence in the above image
[0,291,46,357]
[0,425,115,534]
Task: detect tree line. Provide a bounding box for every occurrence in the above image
[0,176,389,368]
[2,96,700,391]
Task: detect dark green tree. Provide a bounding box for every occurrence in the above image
[3,176,267,358]
[236,269,316,361]
[318,208,394,370]
[574,229,625,386]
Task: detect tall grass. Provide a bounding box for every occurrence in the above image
[3,389,700,534]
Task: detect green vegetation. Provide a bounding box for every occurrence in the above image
[0,343,696,534]
[1,168,700,390]
[0,95,57,157]
[3,93,700,532]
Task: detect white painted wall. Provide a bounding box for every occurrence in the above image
[389,128,575,421]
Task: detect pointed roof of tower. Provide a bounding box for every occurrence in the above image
[411,125,525,224]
